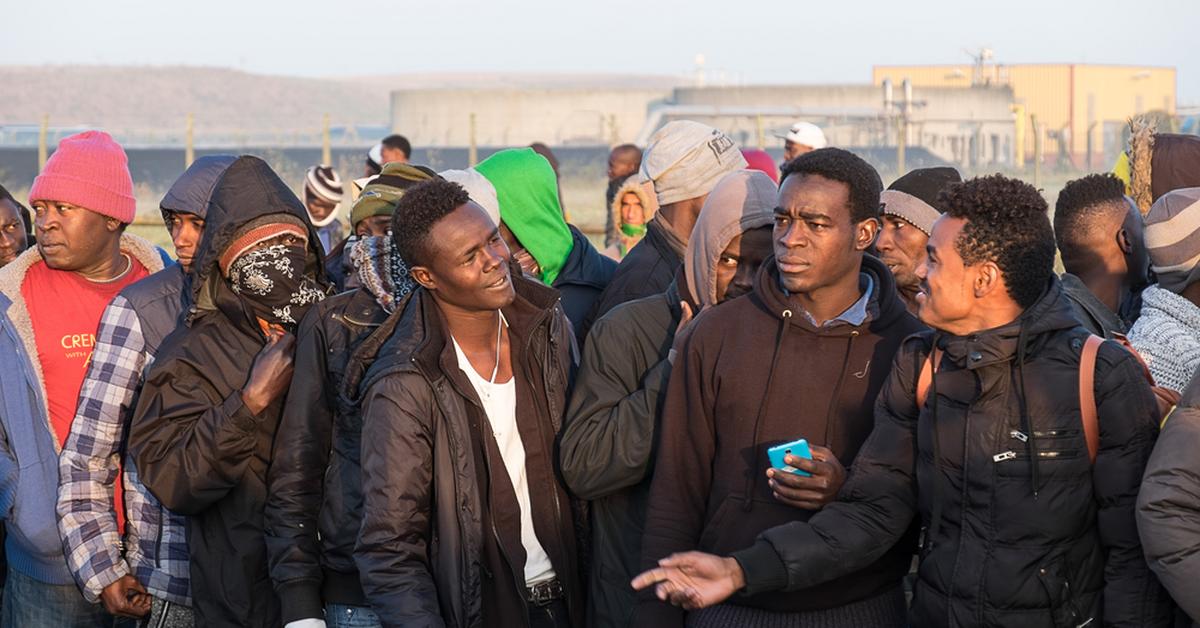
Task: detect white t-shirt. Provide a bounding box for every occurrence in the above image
[452,333,556,587]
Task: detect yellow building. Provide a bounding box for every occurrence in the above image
[873,64,1175,166]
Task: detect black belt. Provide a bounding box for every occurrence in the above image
[526,578,565,606]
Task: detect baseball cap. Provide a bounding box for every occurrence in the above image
[775,122,828,149]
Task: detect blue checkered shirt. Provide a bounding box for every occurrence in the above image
[56,294,191,605]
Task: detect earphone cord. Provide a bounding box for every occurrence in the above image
[489,311,503,384]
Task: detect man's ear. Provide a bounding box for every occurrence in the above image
[106,217,123,233]
[855,217,881,251]
[973,261,1004,299]
[411,265,437,291]
[1116,227,1134,255]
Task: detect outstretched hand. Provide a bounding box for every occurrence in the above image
[630,552,744,610]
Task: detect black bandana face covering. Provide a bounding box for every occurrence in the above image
[228,244,325,325]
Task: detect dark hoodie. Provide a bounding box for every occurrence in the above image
[729,278,1172,628]
[265,236,413,624]
[130,156,329,628]
[636,255,924,626]
[125,155,237,351]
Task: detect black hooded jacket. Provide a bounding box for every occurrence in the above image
[730,277,1173,628]
[122,155,237,352]
[129,155,329,628]
[553,225,616,341]
[265,265,396,622]
[578,216,683,341]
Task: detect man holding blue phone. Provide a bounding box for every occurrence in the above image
[634,149,925,628]
[633,175,1172,628]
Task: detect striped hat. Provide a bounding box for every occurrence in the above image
[1145,187,1200,293]
[304,165,343,204]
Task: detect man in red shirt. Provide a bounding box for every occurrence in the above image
[0,130,162,627]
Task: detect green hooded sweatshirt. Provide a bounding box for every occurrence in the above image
[475,147,573,286]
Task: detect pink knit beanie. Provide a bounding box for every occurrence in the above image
[29,131,136,223]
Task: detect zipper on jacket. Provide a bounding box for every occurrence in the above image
[994,449,1082,463]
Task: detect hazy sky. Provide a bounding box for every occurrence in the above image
[5,0,1196,103]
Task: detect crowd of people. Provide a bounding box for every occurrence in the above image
[0,117,1196,628]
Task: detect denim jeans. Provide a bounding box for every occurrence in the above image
[1,565,137,628]
[326,603,382,628]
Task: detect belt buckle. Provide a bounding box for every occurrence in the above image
[527,579,563,606]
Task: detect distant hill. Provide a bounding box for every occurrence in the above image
[0,65,681,145]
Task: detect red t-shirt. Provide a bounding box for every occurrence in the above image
[22,255,149,530]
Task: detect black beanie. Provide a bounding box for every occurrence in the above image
[880,167,963,235]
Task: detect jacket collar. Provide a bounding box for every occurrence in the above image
[353,262,561,398]
[0,234,165,450]
[938,276,1080,370]
[750,254,905,336]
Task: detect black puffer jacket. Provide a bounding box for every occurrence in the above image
[732,278,1173,628]
[346,273,584,628]
[130,155,329,628]
[578,216,683,341]
[264,287,388,623]
[1137,373,1200,626]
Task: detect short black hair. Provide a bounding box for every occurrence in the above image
[780,148,883,223]
[1053,173,1128,258]
[0,184,32,233]
[940,175,1056,309]
[391,179,471,267]
[610,143,642,165]
[381,134,412,159]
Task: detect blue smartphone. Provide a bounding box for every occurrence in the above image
[768,439,813,477]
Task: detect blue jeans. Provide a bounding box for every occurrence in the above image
[1,565,137,628]
[326,603,381,628]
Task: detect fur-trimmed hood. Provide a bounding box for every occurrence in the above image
[608,177,657,233]
[0,233,164,450]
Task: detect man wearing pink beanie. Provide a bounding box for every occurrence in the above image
[0,130,163,626]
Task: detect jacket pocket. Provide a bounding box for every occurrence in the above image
[697,495,735,552]
[1037,557,1087,628]
[11,457,63,560]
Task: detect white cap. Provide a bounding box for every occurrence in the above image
[775,122,827,150]
[368,143,383,167]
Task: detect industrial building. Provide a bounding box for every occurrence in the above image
[390,83,1017,171]
[389,87,669,147]
[873,63,1176,167]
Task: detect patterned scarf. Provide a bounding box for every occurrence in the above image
[349,235,416,314]
[228,244,326,325]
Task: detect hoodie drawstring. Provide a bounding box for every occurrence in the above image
[822,331,859,448]
[1015,323,1040,498]
[743,309,792,511]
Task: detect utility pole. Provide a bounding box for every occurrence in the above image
[322,113,332,166]
[185,113,195,168]
[38,114,49,172]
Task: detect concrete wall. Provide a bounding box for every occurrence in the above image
[665,85,1016,168]
[390,88,670,147]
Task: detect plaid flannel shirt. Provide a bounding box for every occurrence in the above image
[56,294,191,605]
